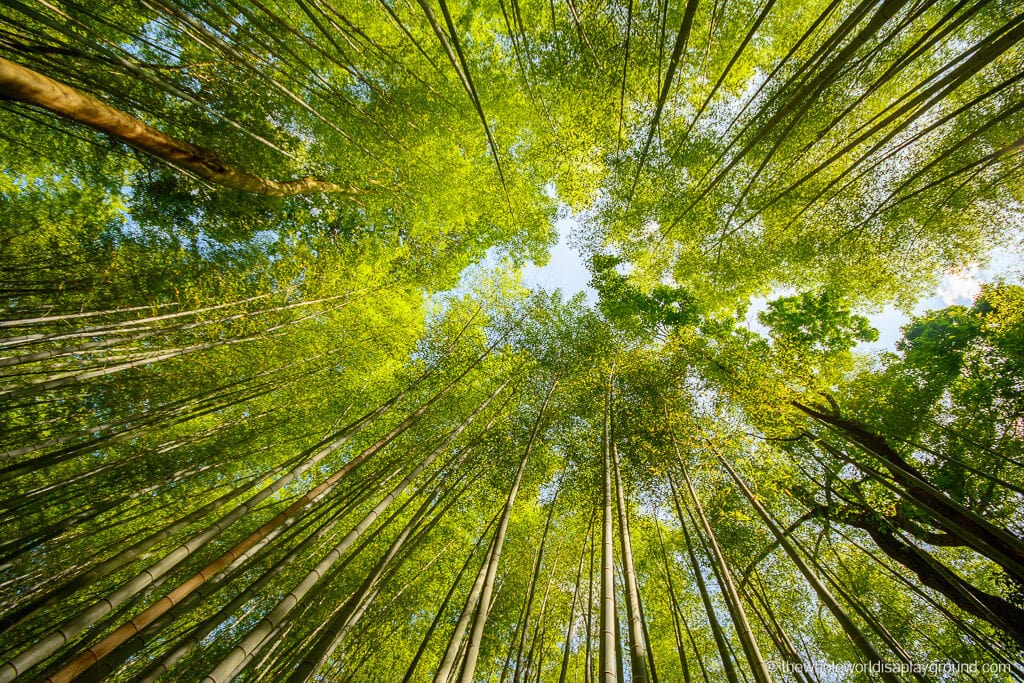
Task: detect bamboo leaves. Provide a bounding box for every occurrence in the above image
[2,1,1024,681]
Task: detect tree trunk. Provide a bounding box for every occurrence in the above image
[586,510,595,683]
[852,518,1024,648]
[133,491,361,683]
[456,378,558,683]
[799,404,1024,583]
[668,476,740,683]
[599,374,618,683]
[742,577,812,683]
[558,519,592,683]
[652,516,691,683]
[611,441,650,683]
[0,57,358,197]
[514,488,560,683]
[808,550,931,683]
[77,485,358,683]
[522,551,561,683]
[10,349,491,683]
[716,454,901,683]
[668,425,771,683]
[198,379,511,683]
[402,511,498,683]
[289,418,502,682]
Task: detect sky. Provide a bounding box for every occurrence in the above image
[853,247,1021,351]
[520,215,1022,352]
[520,214,597,305]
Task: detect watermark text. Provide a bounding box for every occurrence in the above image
[766,659,1013,677]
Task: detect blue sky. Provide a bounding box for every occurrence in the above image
[520,214,597,304]
[519,215,1021,352]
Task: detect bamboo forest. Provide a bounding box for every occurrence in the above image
[3,0,1024,680]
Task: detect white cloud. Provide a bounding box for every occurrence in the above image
[936,268,982,306]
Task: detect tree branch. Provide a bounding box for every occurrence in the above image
[0,56,358,198]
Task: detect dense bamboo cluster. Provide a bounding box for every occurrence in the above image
[2,0,1023,681]
[2,287,1022,680]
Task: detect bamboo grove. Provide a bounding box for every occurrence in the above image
[1,0,1023,681]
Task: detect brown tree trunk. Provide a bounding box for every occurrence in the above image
[797,403,1024,583]
[0,57,357,197]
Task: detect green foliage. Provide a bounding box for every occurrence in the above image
[759,290,878,382]
[761,292,879,356]
[590,254,697,336]
[1,1,1023,681]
